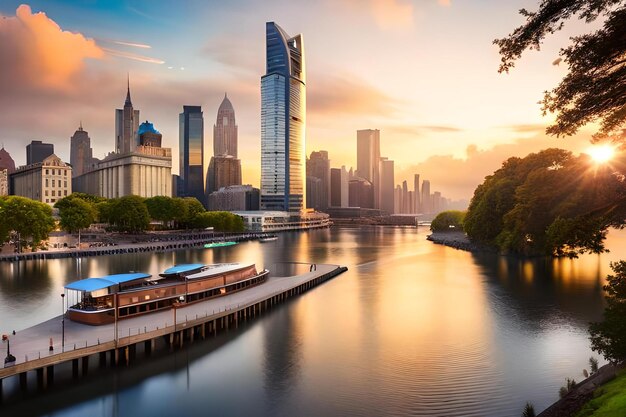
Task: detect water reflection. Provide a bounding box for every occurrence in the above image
[0,227,623,417]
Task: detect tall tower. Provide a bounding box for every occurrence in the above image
[356,129,381,209]
[179,105,205,206]
[380,157,395,214]
[260,22,306,213]
[214,93,238,157]
[26,140,54,165]
[413,174,420,213]
[421,179,431,214]
[70,123,94,177]
[115,78,140,154]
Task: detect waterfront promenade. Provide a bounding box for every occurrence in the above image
[0,263,347,385]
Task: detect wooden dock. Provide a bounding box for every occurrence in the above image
[0,263,347,394]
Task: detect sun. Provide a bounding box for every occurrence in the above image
[586,144,615,164]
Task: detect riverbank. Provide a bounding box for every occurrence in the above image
[537,363,624,417]
[427,231,495,252]
[0,231,276,262]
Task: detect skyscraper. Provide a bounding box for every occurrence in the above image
[115,79,140,154]
[26,140,54,165]
[380,157,395,214]
[260,22,306,212]
[356,129,380,209]
[207,95,242,204]
[214,93,238,157]
[421,179,431,214]
[70,123,96,177]
[179,105,205,205]
[306,150,330,210]
[413,174,420,213]
[0,147,16,173]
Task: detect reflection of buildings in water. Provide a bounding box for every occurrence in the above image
[262,308,302,408]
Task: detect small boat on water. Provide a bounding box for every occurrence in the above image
[204,241,237,249]
[64,262,268,325]
[259,236,278,243]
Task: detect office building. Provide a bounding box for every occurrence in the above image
[380,157,395,214]
[70,123,98,177]
[208,185,259,211]
[0,147,16,173]
[138,121,162,147]
[306,150,330,210]
[260,22,306,212]
[179,105,205,205]
[26,140,54,165]
[356,129,380,209]
[414,174,420,213]
[306,176,322,210]
[206,155,242,203]
[421,180,431,214]
[349,177,374,208]
[115,79,140,154]
[214,93,238,157]
[10,154,72,205]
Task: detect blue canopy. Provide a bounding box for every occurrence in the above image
[162,264,204,275]
[65,273,151,292]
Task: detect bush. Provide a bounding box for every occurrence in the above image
[430,210,466,232]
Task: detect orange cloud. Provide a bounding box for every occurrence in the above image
[370,0,413,30]
[0,4,103,90]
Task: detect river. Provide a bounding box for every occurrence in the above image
[0,226,623,417]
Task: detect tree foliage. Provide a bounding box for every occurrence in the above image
[430,210,466,232]
[494,0,626,141]
[589,261,626,364]
[0,196,55,250]
[193,211,245,232]
[107,195,150,233]
[145,196,179,227]
[464,149,625,256]
[55,195,97,233]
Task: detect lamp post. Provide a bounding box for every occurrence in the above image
[61,293,65,351]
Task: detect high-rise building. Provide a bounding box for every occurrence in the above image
[402,180,409,214]
[214,93,238,157]
[330,166,350,208]
[138,121,162,147]
[380,157,394,214]
[306,150,330,210]
[26,140,54,165]
[10,154,72,205]
[207,96,242,202]
[341,166,349,207]
[179,105,205,206]
[306,176,322,210]
[260,22,306,213]
[421,179,431,214]
[208,185,260,211]
[0,147,16,173]
[413,174,420,213]
[394,185,402,213]
[115,79,140,154]
[356,129,380,209]
[70,123,97,177]
[433,191,442,214]
[348,177,373,208]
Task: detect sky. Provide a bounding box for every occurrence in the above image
[0,0,604,201]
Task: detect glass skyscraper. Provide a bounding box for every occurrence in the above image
[179,105,205,206]
[260,22,306,212]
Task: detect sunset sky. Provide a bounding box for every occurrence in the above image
[0,1,603,201]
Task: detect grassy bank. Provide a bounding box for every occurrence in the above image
[576,369,626,416]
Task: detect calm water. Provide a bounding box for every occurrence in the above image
[1,226,624,417]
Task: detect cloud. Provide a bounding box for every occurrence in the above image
[369,0,413,30]
[385,125,462,136]
[308,75,401,117]
[437,0,452,6]
[0,4,103,90]
[396,133,592,200]
[503,124,547,134]
[101,47,165,64]
[97,38,152,49]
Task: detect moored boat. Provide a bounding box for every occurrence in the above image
[259,236,278,242]
[203,241,237,248]
[64,263,269,325]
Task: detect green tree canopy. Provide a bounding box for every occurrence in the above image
[430,211,466,232]
[55,195,97,233]
[193,211,245,232]
[145,196,179,224]
[494,0,626,142]
[464,149,625,256]
[107,195,150,233]
[0,196,55,251]
[589,261,626,363]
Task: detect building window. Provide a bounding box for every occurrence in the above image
[45,179,49,187]
[45,190,48,196]
[64,190,68,196]
[52,190,55,197]
[64,180,67,187]
[45,169,49,175]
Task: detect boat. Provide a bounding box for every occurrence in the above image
[259,236,278,243]
[64,263,269,325]
[203,241,237,249]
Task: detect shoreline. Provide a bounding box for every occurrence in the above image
[426,231,495,253]
[0,231,275,262]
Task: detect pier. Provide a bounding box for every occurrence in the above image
[0,263,347,398]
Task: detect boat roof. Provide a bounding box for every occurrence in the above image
[161,263,205,275]
[186,263,254,280]
[65,273,152,292]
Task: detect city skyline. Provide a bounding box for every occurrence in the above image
[0,2,603,201]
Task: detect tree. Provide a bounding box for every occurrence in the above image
[430,210,466,232]
[192,211,245,232]
[0,196,55,251]
[521,402,536,417]
[107,196,150,233]
[55,196,97,238]
[145,196,178,227]
[494,0,626,142]
[589,261,626,364]
[175,197,206,229]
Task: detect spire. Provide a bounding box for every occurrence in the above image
[79,120,83,131]
[125,73,132,106]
